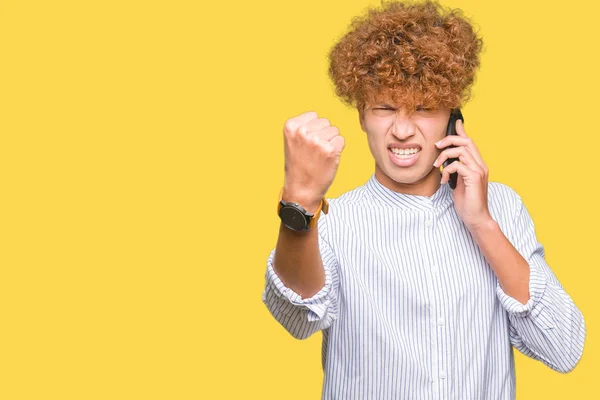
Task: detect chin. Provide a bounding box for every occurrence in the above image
[384,169,422,185]
[382,163,435,185]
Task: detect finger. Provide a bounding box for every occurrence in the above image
[455,119,467,137]
[435,135,487,170]
[440,160,483,185]
[302,117,331,135]
[314,126,340,142]
[434,146,481,171]
[327,135,345,154]
[436,135,471,149]
[284,111,319,134]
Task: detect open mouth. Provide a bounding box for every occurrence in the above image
[388,146,421,167]
[389,147,421,159]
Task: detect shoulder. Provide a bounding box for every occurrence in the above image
[487,181,524,222]
[316,183,372,233]
[488,181,523,202]
[324,183,371,208]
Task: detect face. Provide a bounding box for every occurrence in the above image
[359,101,451,196]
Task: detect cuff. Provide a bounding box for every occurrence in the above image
[264,249,332,322]
[496,260,547,317]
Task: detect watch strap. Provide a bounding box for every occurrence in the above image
[307,196,329,229]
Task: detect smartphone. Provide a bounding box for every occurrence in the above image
[443,109,464,190]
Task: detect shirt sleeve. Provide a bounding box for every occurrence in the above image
[496,192,586,373]
[261,220,339,340]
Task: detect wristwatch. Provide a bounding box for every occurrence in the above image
[277,189,329,231]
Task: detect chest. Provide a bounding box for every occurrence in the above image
[328,207,498,315]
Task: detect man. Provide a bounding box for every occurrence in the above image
[261,1,586,399]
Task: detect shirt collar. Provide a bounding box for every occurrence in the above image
[365,173,453,211]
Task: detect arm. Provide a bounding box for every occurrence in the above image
[470,195,586,373]
[433,118,585,372]
[262,110,344,339]
[262,212,339,340]
[272,195,328,300]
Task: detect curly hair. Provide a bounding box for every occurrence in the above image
[328,0,484,113]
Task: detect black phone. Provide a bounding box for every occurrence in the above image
[443,109,464,190]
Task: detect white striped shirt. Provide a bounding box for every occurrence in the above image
[262,174,585,399]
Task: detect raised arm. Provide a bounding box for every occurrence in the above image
[262,111,344,339]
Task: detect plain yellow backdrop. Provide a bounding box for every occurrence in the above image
[0,0,597,398]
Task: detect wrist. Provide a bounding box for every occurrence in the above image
[281,187,323,214]
[278,188,329,232]
[467,217,498,236]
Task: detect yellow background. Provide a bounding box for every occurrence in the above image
[1,0,597,398]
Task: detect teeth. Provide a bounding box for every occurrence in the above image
[390,147,420,156]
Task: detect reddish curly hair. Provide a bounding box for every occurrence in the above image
[328,0,484,113]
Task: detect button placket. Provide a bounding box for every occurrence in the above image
[426,209,449,393]
[420,210,439,395]
[423,210,446,396]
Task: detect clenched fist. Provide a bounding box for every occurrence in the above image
[282,111,345,213]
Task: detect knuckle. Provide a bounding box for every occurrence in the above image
[305,111,318,121]
[326,126,340,138]
[283,125,293,135]
[284,120,297,135]
[322,142,334,155]
[332,134,343,144]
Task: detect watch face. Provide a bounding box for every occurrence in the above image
[279,206,308,231]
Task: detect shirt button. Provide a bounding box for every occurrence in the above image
[425,218,433,227]
[431,265,439,274]
[437,317,445,326]
[440,370,447,379]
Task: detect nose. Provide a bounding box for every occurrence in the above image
[391,111,416,140]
